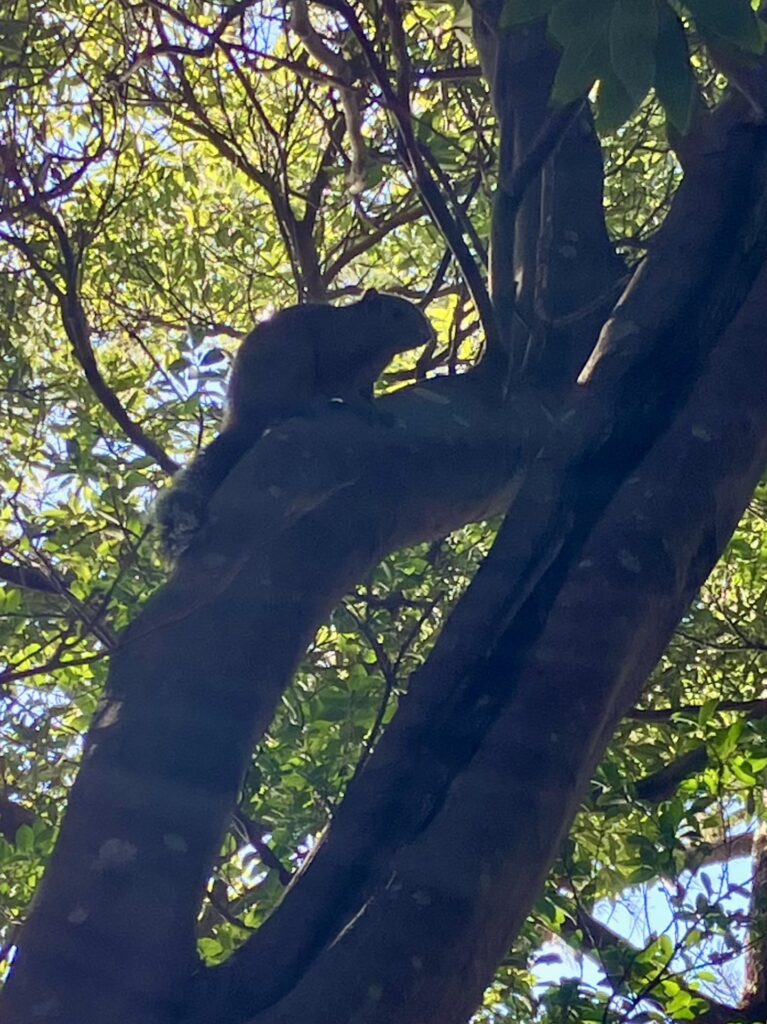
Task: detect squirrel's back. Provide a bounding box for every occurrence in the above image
[228,291,432,420]
[155,291,432,559]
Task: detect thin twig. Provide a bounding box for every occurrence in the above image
[1,208,177,473]
[630,697,767,723]
[331,0,500,354]
[234,813,294,886]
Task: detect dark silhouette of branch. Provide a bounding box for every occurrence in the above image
[324,205,425,281]
[566,907,763,1024]
[0,210,177,474]
[632,698,767,722]
[234,814,294,887]
[123,0,258,73]
[416,66,482,81]
[634,745,709,802]
[0,650,109,688]
[0,794,34,843]
[0,561,60,594]
[0,533,117,650]
[330,0,500,357]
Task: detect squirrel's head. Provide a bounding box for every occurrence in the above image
[357,289,434,352]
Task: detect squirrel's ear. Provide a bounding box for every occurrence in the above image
[362,288,380,301]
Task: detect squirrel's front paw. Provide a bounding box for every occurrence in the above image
[153,486,209,561]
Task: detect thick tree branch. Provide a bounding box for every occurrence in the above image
[470,10,625,386]
[634,746,710,803]
[0,375,535,1024]
[191,117,767,1022]
[433,116,767,708]
[241,252,767,1024]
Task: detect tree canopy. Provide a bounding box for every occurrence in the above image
[2,1,767,1023]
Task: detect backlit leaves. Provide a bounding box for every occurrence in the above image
[500,0,759,132]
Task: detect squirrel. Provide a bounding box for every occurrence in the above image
[154,289,433,558]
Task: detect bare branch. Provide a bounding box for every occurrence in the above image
[634,745,709,802]
[0,561,60,595]
[564,907,759,1024]
[632,697,767,722]
[290,0,370,194]
[324,204,424,281]
[330,0,500,358]
[1,214,177,474]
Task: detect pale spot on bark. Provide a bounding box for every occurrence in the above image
[94,700,122,730]
[164,833,189,853]
[413,389,450,404]
[618,550,641,573]
[31,996,60,1018]
[93,837,137,872]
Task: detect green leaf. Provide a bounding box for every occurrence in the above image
[548,0,616,105]
[500,0,556,27]
[713,719,745,759]
[666,990,694,1015]
[15,825,34,852]
[551,34,606,105]
[548,0,615,47]
[609,0,658,107]
[698,698,719,725]
[595,66,637,130]
[684,0,764,54]
[198,937,224,959]
[654,3,699,134]
[731,758,756,784]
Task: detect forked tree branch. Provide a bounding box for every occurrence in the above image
[0,212,177,474]
[195,108,767,1021]
[329,0,501,357]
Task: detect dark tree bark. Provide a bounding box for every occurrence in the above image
[4,8,767,1024]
